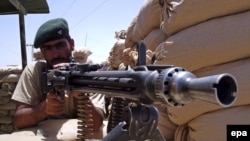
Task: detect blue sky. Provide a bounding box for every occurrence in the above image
[0,0,144,67]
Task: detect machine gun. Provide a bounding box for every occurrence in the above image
[41,63,237,140]
[41,43,237,141]
[41,62,237,106]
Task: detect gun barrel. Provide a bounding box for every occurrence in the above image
[155,67,237,107]
[187,73,237,107]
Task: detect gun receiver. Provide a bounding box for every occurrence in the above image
[42,63,237,107]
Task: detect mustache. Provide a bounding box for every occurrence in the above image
[51,57,69,64]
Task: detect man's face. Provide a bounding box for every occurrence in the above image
[40,38,74,67]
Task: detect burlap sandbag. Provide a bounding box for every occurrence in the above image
[143,28,168,51]
[125,0,164,48]
[0,74,20,83]
[0,65,22,76]
[155,10,250,72]
[33,48,44,61]
[108,39,125,69]
[0,135,42,141]
[125,17,138,48]
[72,48,92,63]
[1,83,16,92]
[166,57,250,125]
[11,119,108,140]
[174,105,250,141]
[161,0,250,35]
[153,103,178,140]
[0,89,12,96]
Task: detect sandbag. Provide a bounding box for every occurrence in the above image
[161,0,250,35]
[0,89,12,96]
[166,57,250,125]
[0,65,22,76]
[1,83,16,92]
[126,0,163,48]
[153,103,178,140]
[180,105,250,141]
[33,48,44,61]
[0,135,42,141]
[10,119,108,140]
[155,10,250,72]
[72,48,92,63]
[108,39,125,69]
[125,17,138,48]
[0,74,20,83]
[143,28,168,51]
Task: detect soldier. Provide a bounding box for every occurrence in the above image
[11,18,105,133]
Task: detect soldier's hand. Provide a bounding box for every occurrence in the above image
[45,92,65,115]
[53,62,70,69]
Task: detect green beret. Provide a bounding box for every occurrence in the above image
[33,18,70,48]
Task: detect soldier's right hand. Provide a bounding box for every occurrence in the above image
[44,92,65,116]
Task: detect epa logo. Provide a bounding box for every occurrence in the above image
[231,131,247,138]
[227,125,250,141]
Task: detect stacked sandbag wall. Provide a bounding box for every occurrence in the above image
[0,66,22,134]
[125,0,167,51]
[125,0,250,140]
[155,1,250,124]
